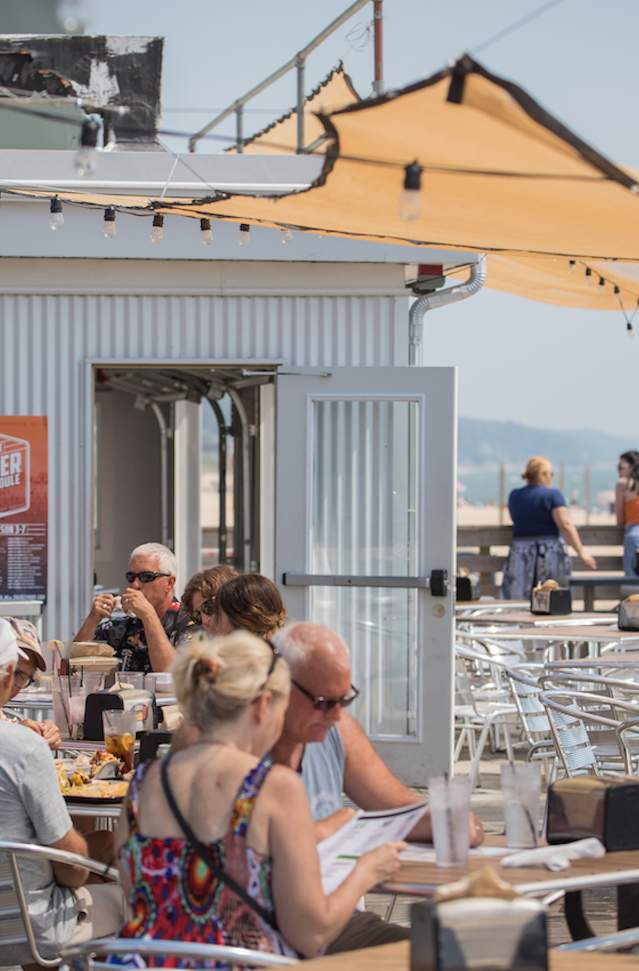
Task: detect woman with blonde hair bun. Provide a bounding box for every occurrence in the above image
[111,632,404,964]
[502,455,596,599]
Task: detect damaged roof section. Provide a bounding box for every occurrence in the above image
[0,35,163,148]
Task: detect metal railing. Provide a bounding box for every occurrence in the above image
[188,0,376,154]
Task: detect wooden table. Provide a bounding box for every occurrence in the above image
[301,941,639,971]
[458,611,617,628]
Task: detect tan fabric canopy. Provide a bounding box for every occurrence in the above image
[11,55,639,308]
[226,63,359,155]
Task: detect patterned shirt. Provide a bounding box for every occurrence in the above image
[94,599,183,673]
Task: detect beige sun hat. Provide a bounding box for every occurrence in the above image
[5,617,47,671]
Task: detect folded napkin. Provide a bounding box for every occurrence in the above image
[501,837,605,872]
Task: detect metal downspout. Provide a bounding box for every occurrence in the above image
[408,255,487,365]
[227,388,253,572]
[149,402,169,547]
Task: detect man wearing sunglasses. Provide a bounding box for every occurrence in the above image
[73,543,181,673]
[271,621,485,953]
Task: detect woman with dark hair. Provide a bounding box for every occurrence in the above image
[212,573,287,640]
[178,565,239,640]
[615,450,639,577]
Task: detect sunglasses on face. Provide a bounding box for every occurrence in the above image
[125,571,171,584]
[292,679,360,712]
[14,669,35,690]
[189,598,217,624]
[253,639,282,694]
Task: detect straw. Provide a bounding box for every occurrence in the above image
[444,771,456,864]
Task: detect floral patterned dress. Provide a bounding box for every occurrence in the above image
[110,756,297,968]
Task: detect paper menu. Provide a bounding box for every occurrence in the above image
[318,801,428,894]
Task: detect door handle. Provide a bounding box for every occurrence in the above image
[428,569,448,597]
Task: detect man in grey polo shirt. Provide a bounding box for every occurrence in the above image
[0,619,122,967]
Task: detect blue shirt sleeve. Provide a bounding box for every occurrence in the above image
[549,488,567,509]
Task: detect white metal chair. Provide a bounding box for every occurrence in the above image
[503,666,556,778]
[556,926,639,953]
[0,839,119,969]
[61,936,299,969]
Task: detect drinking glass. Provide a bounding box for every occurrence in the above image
[429,775,471,867]
[102,709,137,772]
[501,763,541,848]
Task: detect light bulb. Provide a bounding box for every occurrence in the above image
[399,161,423,220]
[103,207,116,238]
[568,259,576,272]
[280,227,292,245]
[598,277,606,287]
[49,197,64,231]
[150,213,164,244]
[238,223,250,247]
[628,322,635,339]
[75,116,100,176]
[585,267,593,283]
[200,217,213,246]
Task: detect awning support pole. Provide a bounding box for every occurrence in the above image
[373,0,384,96]
[408,255,487,365]
[296,55,305,152]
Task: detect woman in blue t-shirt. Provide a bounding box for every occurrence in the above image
[502,456,596,599]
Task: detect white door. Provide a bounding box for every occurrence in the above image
[275,366,457,786]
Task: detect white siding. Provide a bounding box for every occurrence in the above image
[0,261,408,639]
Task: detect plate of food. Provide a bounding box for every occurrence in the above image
[56,750,131,802]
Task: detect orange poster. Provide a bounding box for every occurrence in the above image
[0,417,48,600]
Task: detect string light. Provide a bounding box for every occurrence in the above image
[399,161,423,220]
[568,259,576,271]
[585,266,592,282]
[75,115,101,177]
[102,207,116,238]
[280,227,292,245]
[238,223,251,247]
[598,276,605,287]
[150,213,164,244]
[200,217,213,246]
[48,197,64,231]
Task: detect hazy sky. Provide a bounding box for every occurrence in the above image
[79,0,639,438]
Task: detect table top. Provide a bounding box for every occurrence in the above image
[458,625,639,643]
[545,653,639,668]
[385,846,639,897]
[456,599,529,613]
[458,612,617,627]
[300,941,639,971]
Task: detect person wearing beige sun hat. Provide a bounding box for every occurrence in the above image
[0,617,61,749]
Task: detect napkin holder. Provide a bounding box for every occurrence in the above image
[83,688,157,741]
[530,587,571,615]
[546,776,639,851]
[618,596,639,631]
[410,868,547,971]
[456,575,480,602]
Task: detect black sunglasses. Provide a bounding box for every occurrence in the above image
[292,679,360,712]
[255,639,282,693]
[189,598,217,624]
[126,570,171,584]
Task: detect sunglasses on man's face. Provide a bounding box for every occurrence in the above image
[125,570,171,584]
[292,679,360,712]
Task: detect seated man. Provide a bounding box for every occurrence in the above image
[73,542,180,673]
[271,621,485,953]
[0,619,123,969]
[0,617,61,750]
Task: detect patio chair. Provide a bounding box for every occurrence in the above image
[556,926,639,952]
[503,667,556,778]
[454,644,517,787]
[0,839,119,968]
[538,689,639,776]
[61,936,298,969]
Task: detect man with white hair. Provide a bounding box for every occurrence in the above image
[0,619,123,966]
[271,621,485,952]
[73,542,180,672]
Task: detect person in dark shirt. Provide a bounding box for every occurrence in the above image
[73,543,180,673]
[502,456,596,599]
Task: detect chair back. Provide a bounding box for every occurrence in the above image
[505,667,550,746]
[62,936,298,970]
[0,852,29,962]
[539,690,600,776]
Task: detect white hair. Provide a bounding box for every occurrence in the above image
[129,542,177,576]
[272,621,350,675]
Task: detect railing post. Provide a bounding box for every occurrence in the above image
[373,0,384,96]
[479,544,493,596]
[235,105,244,154]
[296,55,305,152]
[498,463,506,525]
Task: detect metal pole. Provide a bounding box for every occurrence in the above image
[210,401,228,563]
[150,403,169,547]
[584,464,591,525]
[296,55,305,153]
[235,105,244,154]
[498,463,506,525]
[373,0,384,96]
[559,462,566,494]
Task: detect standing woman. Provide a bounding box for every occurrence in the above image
[615,450,639,577]
[502,456,596,599]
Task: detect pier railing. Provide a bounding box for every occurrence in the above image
[458,524,624,598]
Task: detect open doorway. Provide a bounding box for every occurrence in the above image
[92,364,276,593]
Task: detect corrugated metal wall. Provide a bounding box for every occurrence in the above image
[0,289,406,640]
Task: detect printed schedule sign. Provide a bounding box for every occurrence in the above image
[0,417,48,600]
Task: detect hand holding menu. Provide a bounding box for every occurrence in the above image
[318,801,428,893]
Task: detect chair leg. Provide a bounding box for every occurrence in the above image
[469,721,492,788]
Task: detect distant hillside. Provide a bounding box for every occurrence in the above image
[459,417,632,468]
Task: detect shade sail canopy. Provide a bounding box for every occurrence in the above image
[8,55,639,308]
[226,63,359,155]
